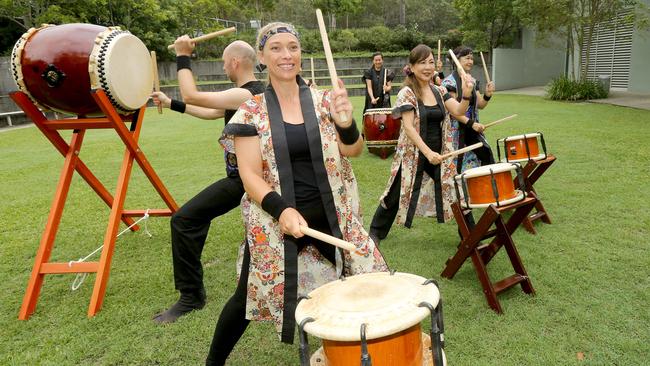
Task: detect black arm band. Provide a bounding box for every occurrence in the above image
[176,56,192,71]
[466,119,476,129]
[462,95,471,101]
[261,191,292,221]
[335,120,360,145]
[483,94,492,102]
[170,99,186,113]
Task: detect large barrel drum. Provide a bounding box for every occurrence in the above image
[363,108,401,159]
[11,23,153,116]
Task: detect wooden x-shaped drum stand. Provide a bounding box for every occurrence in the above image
[520,155,556,234]
[441,195,537,313]
[12,90,178,320]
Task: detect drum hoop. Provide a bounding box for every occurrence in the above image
[11,25,53,112]
[88,27,133,115]
[454,162,518,179]
[497,132,541,142]
[364,108,393,115]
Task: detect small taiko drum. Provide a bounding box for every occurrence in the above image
[454,162,526,209]
[496,132,547,163]
[295,271,446,366]
[11,23,153,116]
[363,108,401,159]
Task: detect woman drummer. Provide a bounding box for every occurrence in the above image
[368,44,474,243]
[208,22,388,364]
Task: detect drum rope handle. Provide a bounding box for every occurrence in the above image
[419,301,444,366]
[489,168,501,208]
[68,209,152,291]
[360,323,372,366]
[298,317,316,366]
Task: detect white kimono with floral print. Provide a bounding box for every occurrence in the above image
[221,87,388,337]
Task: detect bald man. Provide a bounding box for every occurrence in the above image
[151,39,265,324]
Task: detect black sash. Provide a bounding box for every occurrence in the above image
[405,85,447,226]
[265,76,344,343]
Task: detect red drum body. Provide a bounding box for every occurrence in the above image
[296,272,446,366]
[497,132,547,163]
[11,23,153,116]
[363,108,400,159]
[454,163,526,209]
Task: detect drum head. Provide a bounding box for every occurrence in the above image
[295,272,439,342]
[455,162,518,180]
[90,31,153,112]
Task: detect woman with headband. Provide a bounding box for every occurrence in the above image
[369,44,474,243]
[207,22,388,364]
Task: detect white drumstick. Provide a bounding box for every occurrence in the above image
[484,114,518,129]
[150,51,162,114]
[448,49,466,78]
[316,9,348,123]
[440,142,483,160]
[167,27,236,50]
[300,226,356,251]
[480,52,491,84]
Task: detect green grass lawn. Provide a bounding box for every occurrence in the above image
[1,94,649,365]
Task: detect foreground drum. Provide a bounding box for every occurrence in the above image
[11,23,153,116]
[296,272,446,366]
[454,162,525,209]
[363,108,401,159]
[496,132,547,163]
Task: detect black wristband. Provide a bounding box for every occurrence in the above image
[335,120,360,145]
[170,99,186,113]
[261,191,291,221]
[466,119,475,129]
[483,94,492,101]
[176,55,192,71]
[462,95,471,101]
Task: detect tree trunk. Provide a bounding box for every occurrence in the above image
[400,0,406,25]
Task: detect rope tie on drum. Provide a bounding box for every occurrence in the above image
[68,209,152,291]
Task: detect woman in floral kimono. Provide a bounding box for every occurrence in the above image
[369,44,475,243]
[207,22,388,365]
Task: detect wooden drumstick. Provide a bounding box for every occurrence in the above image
[484,114,518,129]
[480,52,491,84]
[150,51,162,114]
[300,226,356,251]
[383,67,387,89]
[440,142,483,160]
[310,57,316,86]
[167,27,236,50]
[437,39,442,64]
[316,9,348,123]
[448,49,466,78]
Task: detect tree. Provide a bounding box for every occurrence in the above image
[452,0,520,50]
[515,0,649,80]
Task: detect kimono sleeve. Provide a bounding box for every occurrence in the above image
[219,96,261,154]
[441,75,457,93]
[361,68,372,83]
[391,87,417,119]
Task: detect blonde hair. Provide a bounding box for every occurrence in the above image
[256,22,300,51]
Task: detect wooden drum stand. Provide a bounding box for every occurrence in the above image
[12,90,178,319]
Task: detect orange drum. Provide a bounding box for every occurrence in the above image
[497,132,547,163]
[11,23,153,116]
[454,163,525,209]
[363,108,401,159]
[295,272,446,366]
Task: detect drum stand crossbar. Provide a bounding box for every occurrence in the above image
[442,195,537,313]
[520,155,556,234]
[11,90,178,320]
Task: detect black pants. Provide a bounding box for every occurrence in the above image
[206,200,335,365]
[170,175,245,292]
[370,159,443,240]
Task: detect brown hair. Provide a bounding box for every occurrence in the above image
[403,44,432,101]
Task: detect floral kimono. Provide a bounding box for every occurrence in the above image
[378,85,458,225]
[442,71,492,172]
[220,78,388,343]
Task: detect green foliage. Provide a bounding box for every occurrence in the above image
[546,76,608,101]
[330,29,359,53]
[452,0,520,49]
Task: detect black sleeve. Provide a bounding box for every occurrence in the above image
[438,71,445,80]
[361,68,372,82]
[223,123,257,137]
[443,93,452,102]
[445,84,457,93]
